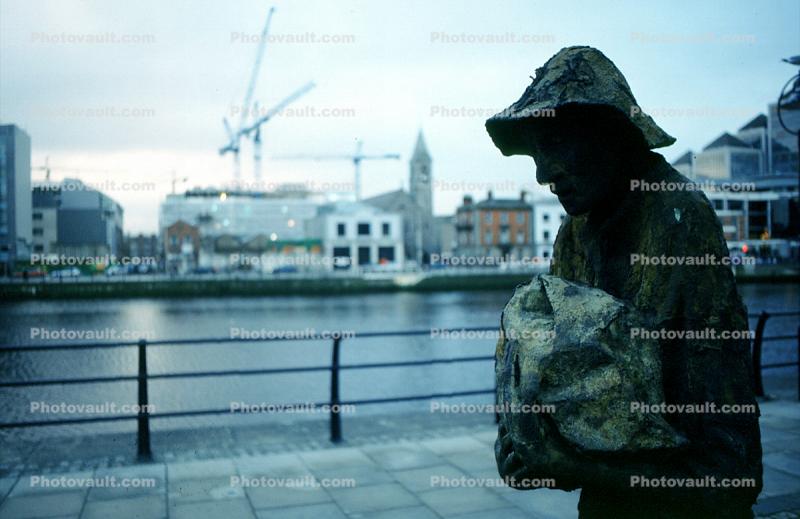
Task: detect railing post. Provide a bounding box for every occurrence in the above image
[751,311,769,398]
[330,337,342,443]
[137,338,153,461]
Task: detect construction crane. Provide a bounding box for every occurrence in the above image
[33,156,120,183]
[273,140,400,201]
[170,170,188,195]
[241,81,316,184]
[219,7,275,183]
[219,6,314,187]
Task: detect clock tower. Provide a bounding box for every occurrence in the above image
[409,130,432,219]
[409,131,433,264]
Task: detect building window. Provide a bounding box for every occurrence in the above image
[34,245,44,253]
[484,212,492,224]
[500,212,509,224]
[358,246,371,265]
[500,230,510,244]
[33,212,42,220]
[378,246,395,263]
[484,230,492,244]
[729,200,743,210]
[337,223,346,236]
[713,200,723,210]
[382,222,390,236]
[357,223,370,236]
[516,230,525,244]
[543,250,550,258]
[560,214,565,221]
[332,247,351,269]
[543,231,550,242]
[33,228,43,236]
[543,213,550,222]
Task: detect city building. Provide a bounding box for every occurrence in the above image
[305,201,404,271]
[365,131,436,264]
[31,179,125,262]
[673,107,799,181]
[122,233,161,270]
[454,191,533,261]
[692,133,764,181]
[0,124,32,275]
[671,151,694,178]
[32,185,60,255]
[409,130,434,263]
[159,186,323,271]
[768,102,800,175]
[49,178,124,258]
[164,220,200,274]
[704,190,798,258]
[124,233,159,260]
[435,215,456,257]
[531,196,566,260]
[199,236,323,273]
[159,187,320,242]
[670,105,799,260]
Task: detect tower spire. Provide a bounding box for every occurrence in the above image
[412,130,431,163]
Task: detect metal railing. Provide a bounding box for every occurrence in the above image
[0,327,499,461]
[750,310,800,399]
[1,312,798,462]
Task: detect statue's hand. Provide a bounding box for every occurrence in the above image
[496,423,540,490]
[496,421,584,491]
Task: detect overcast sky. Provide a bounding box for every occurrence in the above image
[1,0,798,232]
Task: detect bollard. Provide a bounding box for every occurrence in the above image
[330,337,342,443]
[137,339,153,461]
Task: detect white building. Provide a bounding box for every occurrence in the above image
[692,133,764,181]
[531,196,566,260]
[306,201,404,271]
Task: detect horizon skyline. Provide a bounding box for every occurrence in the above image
[2,0,797,232]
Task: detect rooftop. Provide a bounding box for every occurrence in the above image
[704,132,752,151]
[672,150,694,166]
[740,114,768,132]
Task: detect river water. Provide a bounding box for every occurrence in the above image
[0,283,797,439]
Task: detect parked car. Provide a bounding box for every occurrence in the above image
[13,268,46,279]
[105,265,127,277]
[49,267,81,278]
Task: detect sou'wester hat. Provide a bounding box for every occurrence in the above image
[485,45,675,155]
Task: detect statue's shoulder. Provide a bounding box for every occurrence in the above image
[642,161,721,236]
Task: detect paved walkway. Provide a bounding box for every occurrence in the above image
[0,399,798,519]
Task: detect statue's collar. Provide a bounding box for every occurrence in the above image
[582,153,669,233]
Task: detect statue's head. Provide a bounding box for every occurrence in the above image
[485,46,674,216]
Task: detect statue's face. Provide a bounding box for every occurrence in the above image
[521,108,644,216]
[526,126,621,216]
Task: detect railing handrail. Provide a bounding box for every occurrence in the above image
[0,355,496,388]
[3,312,798,353]
[1,313,797,461]
[0,326,501,353]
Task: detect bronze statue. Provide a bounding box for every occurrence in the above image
[486,46,762,518]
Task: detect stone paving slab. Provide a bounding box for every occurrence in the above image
[0,400,797,518]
